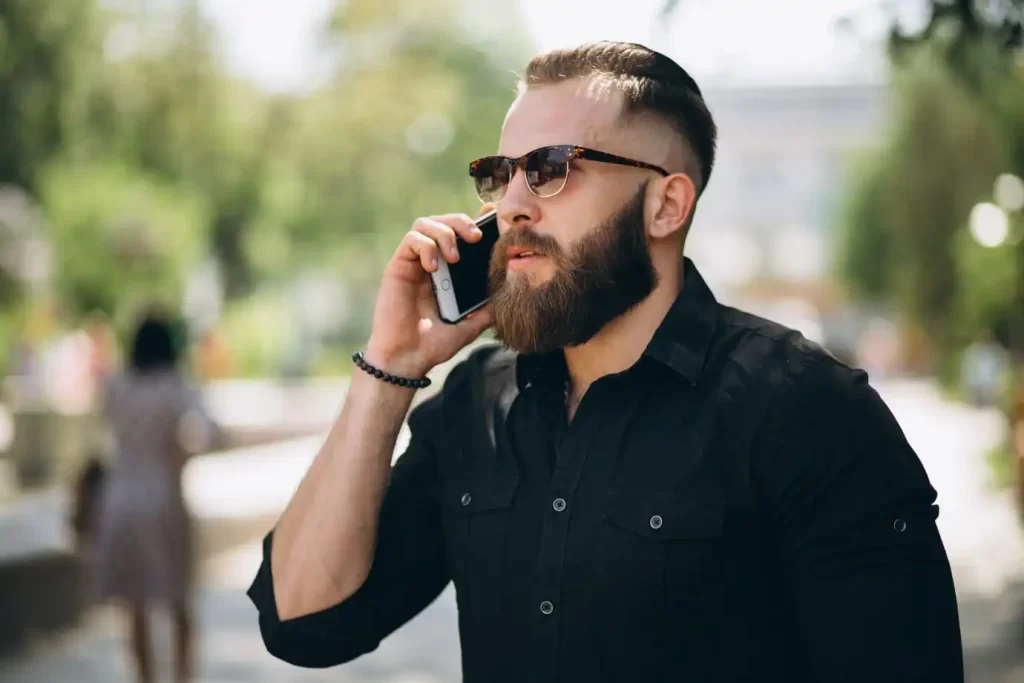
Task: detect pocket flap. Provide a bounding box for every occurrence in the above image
[604,491,724,541]
[443,474,519,515]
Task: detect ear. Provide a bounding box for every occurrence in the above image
[647,173,697,240]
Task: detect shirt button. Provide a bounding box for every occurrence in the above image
[460,493,472,506]
[552,498,567,512]
[894,518,907,532]
[649,515,663,530]
[539,600,554,615]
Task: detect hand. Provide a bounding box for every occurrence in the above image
[364,205,496,378]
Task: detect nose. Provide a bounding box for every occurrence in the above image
[497,167,541,233]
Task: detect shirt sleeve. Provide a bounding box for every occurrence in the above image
[175,378,222,454]
[245,392,449,669]
[752,357,964,682]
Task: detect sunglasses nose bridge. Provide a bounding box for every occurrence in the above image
[509,155,533,186]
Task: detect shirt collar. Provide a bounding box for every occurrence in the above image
[514,257,718,390]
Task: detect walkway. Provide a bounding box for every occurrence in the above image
[2,378,1023,682]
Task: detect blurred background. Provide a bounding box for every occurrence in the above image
[0,0,1023,681]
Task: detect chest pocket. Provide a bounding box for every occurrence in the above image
[595,491,725,614]
[441,474,518,617]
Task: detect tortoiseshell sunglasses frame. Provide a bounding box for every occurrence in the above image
[468,144,670,203]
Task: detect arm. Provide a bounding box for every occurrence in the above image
[266,363,426,620]
[175,380,223,456]
[753,358,963,682]
[246,369,450,668]
[246,207,491,666]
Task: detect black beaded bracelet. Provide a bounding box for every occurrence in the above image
[351,351,432,389]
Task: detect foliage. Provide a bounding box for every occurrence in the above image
[834,151,899,304]
[836,50,1011,356]
[987,440,1015,490]
[0,0,531,376]
[887,0,1023,70]
[0,0,107,192]
[953,220,1020,344]
[38,159,210,321]
[216,289,293,378]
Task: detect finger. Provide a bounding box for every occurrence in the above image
[432,213,483,244]
[399,230,441,272]
[476,203,497,218]
[413,217,461,262]
[460,304,493,336]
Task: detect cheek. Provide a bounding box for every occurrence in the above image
[544,188,614,248]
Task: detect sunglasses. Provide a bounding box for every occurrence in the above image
[468,144,670,204]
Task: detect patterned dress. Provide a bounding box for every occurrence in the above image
[93,370,211,605]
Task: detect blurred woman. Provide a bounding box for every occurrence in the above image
[93,312,217,683]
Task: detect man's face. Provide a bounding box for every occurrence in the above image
[487,78,662,354]
[489,183,657,354]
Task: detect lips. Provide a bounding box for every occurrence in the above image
[507,246,544,260]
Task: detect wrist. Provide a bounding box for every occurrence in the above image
[361,343,432,380]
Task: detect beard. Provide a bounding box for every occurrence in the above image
[488,184,658,355]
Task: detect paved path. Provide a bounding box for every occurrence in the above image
[2,377,1024,682]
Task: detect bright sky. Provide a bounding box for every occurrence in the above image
[199,0,922,93]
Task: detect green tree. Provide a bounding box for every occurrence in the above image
[92,1,279,297]
[0,0,107,193]
[836,54,1009,369]
[833,1,1024,367]
[260,0,530,287]
[38,159,209,320]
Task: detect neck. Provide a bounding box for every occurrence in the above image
[563,258,683,397]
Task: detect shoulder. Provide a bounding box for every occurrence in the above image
[407,341,515,428]
[709,304,864,410]
[725,309,935,507]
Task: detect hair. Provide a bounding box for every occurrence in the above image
[129,312,180,373]
[521,41,717,196]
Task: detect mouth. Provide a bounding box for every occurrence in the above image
[507,247,542,259]
[506,247,547,270]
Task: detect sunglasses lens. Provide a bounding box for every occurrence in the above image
[470,157,511,203]
[525,147,570,197]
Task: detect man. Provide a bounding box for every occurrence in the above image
[248,41,963,681]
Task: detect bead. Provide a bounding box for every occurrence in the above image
[351,349,430,389]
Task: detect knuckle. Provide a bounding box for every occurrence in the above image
[411,230,433,245]
[412,217,436,234]
[434,215,465,233]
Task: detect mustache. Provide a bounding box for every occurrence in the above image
[494,226,562,258]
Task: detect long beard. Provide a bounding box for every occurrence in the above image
[488,185,658,355]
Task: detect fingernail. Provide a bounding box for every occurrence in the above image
[432,256,438,268]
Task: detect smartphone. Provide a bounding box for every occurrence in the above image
[430,209,500,324]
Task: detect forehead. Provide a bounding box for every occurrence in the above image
[499,78,626,157]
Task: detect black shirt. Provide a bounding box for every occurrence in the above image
[247,259,964,682]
